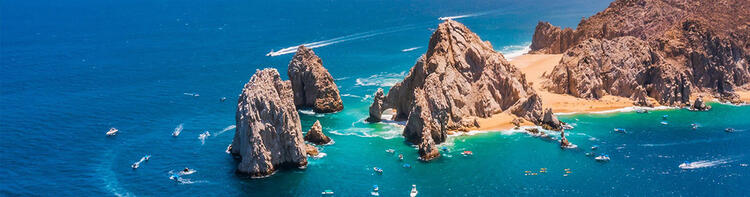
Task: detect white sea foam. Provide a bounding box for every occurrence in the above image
[355,71,407,87]
[401,47,421,52]
[266,25,418,56]
[214,125,236,136]
[555,106,677,115]
[679,159,731,169]
[298,109,325,117]
[311,152,327,159]
[499,43,531,60]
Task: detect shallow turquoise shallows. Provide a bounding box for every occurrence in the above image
[1,0,748,196]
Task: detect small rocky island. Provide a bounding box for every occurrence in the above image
[531,0,750,105]
[231,68,308,177]
[304,120,332,145]
[368,20,561,161]
[288,46,344,113]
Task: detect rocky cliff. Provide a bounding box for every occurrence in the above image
[531,0,750,105]
[288,46,344,113]
[232,68,307,177]
[368,20,560,160]
[543,37,691,105]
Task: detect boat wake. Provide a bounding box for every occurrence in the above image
[198,131,210,145]
[639,136,747,147]
[499,43,530,60]
[355,71,407,87]
[401,47,421,52]
[298,109,325,117]
[266,25,418,56]
[438,12,489,20]
[679,159,731,169]
[214,125,236,136]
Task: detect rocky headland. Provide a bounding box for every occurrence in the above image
[231,68,308,177]
[288,46,344,113]
[367,20,562,160]
[530,0,750,106]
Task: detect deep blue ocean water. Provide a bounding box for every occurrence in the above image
[2,0,749,196]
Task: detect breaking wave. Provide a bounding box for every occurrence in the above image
[499,43,530,60]
[266,25,418,56]
[355,71,407,87]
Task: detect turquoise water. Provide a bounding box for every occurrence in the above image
[2,0,749,196]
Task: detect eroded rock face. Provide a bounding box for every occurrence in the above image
[288,46,344,113]
[366,88,388,122]
[369,20,560,160]
[544,37,691,105]
[232,68,307,177]
[532,0,750,103]
[304,120,331,145]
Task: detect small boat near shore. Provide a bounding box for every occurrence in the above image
[614,128,626,133]
[373,167,383,174]
[371,185,379,196]
[461,151,473,156]
[385,149,395,154]
[725,128,735,133]
[321,189,334,195]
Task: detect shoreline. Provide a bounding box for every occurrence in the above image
[469,54,750,132]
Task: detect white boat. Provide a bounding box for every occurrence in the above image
[373,167,383,173]
[371,185,379,196]
[660,121,668,125]
[595,154,610,162]
[225,144,232,154]
[106,128,118,136]
[321,190,334,195]
[410,184,418,197]
[385,149,395,154]
[131,163,139,169]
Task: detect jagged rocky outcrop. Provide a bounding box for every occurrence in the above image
[288,46,344,113]
[304,120,331,145]
[543,37,691,105]
[690,97,711,111]
[231,68,307,177]
[368,20,561,160]
[532,0,750,105]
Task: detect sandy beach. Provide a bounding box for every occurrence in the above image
[474,54,750,131]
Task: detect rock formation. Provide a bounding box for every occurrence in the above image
[543,37,692,105]
[304,120,331,145]
[288,46,344,113]
[231,68,307,177]
[368,20,561,160]
[690,97,711,111]
[532,0,750,105]
[560,130,571,149]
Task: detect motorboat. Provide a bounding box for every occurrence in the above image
[398,154,403,161]
[662,115,668,120]
[691,123,698,130]
[725,128,735,133]
[410,185,418,197]
[131,163,139,169]
[373,167,383,173]
[385,149,395,154]
[614,128,626,133]
[461,151,473,156]
[660,121,669,125]
[144,155,151,161]
[106,128,119,136]
[591,145,599,150]
[595,154,610,162]
[371,185,379,196]
[321,189,334,195]
[402,164,411,168]
[220,97,227,102]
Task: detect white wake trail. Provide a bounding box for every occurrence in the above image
[267,25,418,56]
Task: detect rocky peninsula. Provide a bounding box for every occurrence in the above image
[368,20,561,160]
[288,46,344,113]
[231,68,308,177]
[530,0,750,106]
